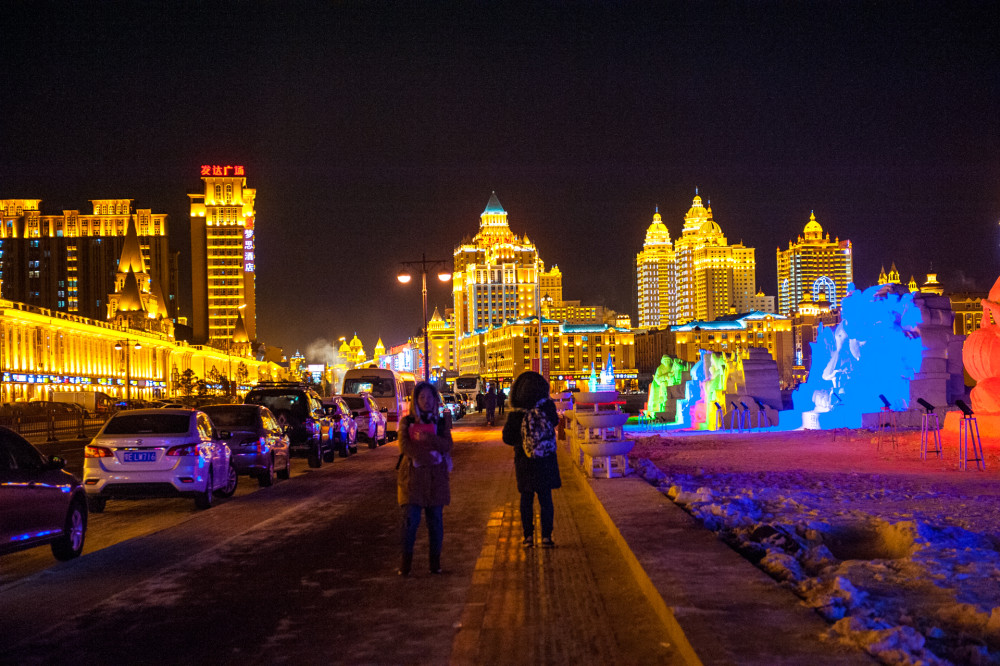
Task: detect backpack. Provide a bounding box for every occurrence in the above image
[520,398,557,459]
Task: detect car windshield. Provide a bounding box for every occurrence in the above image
[340,397,365,410]
[443,395,456,404]
[103,413,190,435]
[203,407,259,429]
[343,377,395,397]
[246,392,307,414]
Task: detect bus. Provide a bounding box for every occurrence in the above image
[454,373,482,408]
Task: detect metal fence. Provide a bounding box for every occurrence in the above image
[0,414,109,444]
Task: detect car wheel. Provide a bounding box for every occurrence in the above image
[194,470,214,509]
[51,500,87,561]
[308,441,323,468]
[88,496,107,513]
[215,463,239,498]
[258,457,276,487]
[322,445,336,463]
[277,453,291,480]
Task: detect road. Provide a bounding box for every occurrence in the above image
[1,415,679,665]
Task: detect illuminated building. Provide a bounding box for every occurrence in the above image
[776,212,852,316]
[539,264,563,305]
[672,194,756,323]
[0,198,174,321]
[671,312,794,387]
[790,292,841,386]
[188,164,256,346]
[426,307,455,378]
[878,263,902,286]
[452,193,560,337]
[950,292,986,336]
[460,317,636,391]
[636,207,676,328]
[750,290,776,313]
[921,272,944,295]
[289,349,306,380]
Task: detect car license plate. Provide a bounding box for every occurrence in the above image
[123,451,156,463]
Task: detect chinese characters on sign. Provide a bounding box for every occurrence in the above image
[243,217,255,273]
[201,164,246,177]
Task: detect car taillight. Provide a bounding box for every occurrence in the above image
[85,445,112,458]
[167,443,200,457]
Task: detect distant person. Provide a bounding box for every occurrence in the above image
[476,390,485,414]
[502,371,560,548]
[396,382,453,576]
[484,385,497,426]
[497,387,506,416]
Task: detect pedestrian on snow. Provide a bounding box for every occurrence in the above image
[502,371,560,548]
[484,385,497,426]
[396,381,453,576]
[497,387,506,415]
[476,390,485,414]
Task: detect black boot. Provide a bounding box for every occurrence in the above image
[398,553,412,577]
[430,553,442,574]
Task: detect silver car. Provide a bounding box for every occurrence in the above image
[83,409,235,512]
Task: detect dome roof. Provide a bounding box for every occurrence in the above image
[803,211,823,240]
[643,208,671,246]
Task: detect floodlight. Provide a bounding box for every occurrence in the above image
[916,398,935,413]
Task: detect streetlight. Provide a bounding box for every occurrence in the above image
[489,352,505,387]
[397,253,451,383]
[115,339,141,404]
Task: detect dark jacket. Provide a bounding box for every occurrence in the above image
[502,400,561,493]
[397,413,452,507]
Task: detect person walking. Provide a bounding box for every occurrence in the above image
[484,385,497,426]
[497,387,506,416]
[396,382,453,576]
[502,371,560,548]
[476,390,484,414]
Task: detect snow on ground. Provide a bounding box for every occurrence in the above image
[626,426,1000,665]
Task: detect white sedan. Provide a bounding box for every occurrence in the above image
[83,408,235,512]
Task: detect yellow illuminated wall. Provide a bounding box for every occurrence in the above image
[636,208,676,328]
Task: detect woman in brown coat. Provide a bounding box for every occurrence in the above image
[396,381,453,576]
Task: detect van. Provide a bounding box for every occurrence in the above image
[341,368,409,440]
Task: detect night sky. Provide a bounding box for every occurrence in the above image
[2,2,998,361]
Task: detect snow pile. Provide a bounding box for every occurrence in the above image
[632,437,1000,665]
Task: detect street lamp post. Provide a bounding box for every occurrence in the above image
[115,339,141,405]
[397,253,451,383]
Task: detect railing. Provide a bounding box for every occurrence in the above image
[0,413,109,444]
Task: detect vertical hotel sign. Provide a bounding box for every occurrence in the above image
[243,217,255,273]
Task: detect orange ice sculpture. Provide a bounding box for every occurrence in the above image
[963,276,1000,414]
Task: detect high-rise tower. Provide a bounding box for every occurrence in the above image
[189,164,256,346]
[776,212,853,315]
[635,207,676,328]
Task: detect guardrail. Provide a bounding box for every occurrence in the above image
[0,414,109,444]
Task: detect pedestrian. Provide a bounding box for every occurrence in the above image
[484,385,497,426]
[502,371,560,548]
[476,390,484,414]
[396,381,453,576]
[497,387,506,416]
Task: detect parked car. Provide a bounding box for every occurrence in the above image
[338,393,387,449]
[245,383,334,467]
[322,396,359,456]
[82,408,235,512]
[0,426,88,561]
[440,393,464,420]
[202,404,291,487]
[341,368,409,440]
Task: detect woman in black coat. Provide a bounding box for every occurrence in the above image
[502,371,561,548]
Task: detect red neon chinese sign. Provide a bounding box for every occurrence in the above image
[200,164,246,177]
[243,216,255,273]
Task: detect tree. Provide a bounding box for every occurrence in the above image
[179,369,197,397]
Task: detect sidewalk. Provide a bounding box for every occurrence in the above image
[453,414,871,665]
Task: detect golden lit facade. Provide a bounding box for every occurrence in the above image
[426,307,455,375]
[636,208,676,328]
[189,165,256,346]
[950,292,985,336]
[672,312,794,387]
[0,299,280,404]
[776,212,853,316]
[672,194,756,324]
[458,317,636,391]
[878,263,902,286]
[0,198,173,321]
[453,193,556,338]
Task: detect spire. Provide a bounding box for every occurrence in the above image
[117,268,146,312]
[118,216,147,275]
[482,191,505,214]
[150,276,169,319]
[232,308,249,343]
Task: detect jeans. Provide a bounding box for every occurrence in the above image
[520,488,553,539]
[401,504,444,568]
